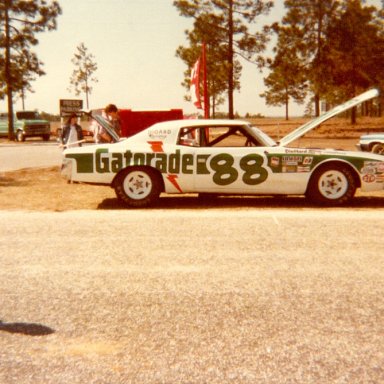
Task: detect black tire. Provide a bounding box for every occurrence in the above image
[16,130,25,142]
[114,167,162,208]
[42,134,50,141]
[372,143,384,155]
[306,163,356,206]
[198,193,218,202]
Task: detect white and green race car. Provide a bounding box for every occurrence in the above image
[62,89,384,207]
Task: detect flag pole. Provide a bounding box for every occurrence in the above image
[202,42,209,118]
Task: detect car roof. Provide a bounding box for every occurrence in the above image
[147,119,251,129]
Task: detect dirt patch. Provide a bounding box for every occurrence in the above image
[0,166,116,211]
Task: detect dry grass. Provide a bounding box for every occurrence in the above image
[251,116,384,139]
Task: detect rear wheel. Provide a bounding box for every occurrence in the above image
[306,163,356,205]
[372,143,384,154]
[114,167,162,207]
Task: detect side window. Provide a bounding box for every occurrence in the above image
[204,126,259,147]
[178,127,199,147]
[177,125,260,147]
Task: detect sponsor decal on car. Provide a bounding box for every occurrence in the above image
[65,148,384,189]
[359,162,384,183]
[67,149,270,186]
[147,129,172,140]
[362,174,376,183]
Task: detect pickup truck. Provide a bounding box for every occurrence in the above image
[0,111,51,142]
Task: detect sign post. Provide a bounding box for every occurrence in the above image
[59,99,83,116]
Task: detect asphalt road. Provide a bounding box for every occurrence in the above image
[0,141,63,172]
[1,209,383,383]
[1,140,383,383]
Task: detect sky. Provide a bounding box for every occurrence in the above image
[0,0,381,117]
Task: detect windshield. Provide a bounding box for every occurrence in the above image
[16,111,40,120]
[248,126,277,147]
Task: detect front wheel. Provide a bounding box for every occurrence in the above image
[114,167,162,208]
[306,164,356,205]
[16,130,25,142]
[372,143,384,154]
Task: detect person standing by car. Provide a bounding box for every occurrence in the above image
[104,104,121,137]
[61,113,84,148]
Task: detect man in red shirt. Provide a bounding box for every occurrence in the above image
[104,104,122,137]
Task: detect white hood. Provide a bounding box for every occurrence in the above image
[278,88,380,147]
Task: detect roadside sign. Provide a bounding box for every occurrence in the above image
[60,99,83,116]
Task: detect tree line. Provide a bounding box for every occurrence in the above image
[0,1,97,140]
[174,0,384,120]
[1,0,383,141]
[0,0,61,139]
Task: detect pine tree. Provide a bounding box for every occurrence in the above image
[174,0,273,118]
[175,13,240,117]
[68,43,98,110]
[260,23,308,120]
[0,0,61,140]
[325,0,384,122]
[281,0,339,116]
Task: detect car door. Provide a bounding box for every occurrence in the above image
[191,125,273,193]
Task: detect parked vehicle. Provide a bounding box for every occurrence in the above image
[62,89,383,207]
[356,133,384,154]
[0,111,51,142]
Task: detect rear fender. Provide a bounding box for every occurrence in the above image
[111,165,165,192]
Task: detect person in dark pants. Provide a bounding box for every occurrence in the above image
[61,113,84,148]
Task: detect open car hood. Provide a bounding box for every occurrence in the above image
[84,111,120,143]
[278,88,380,147]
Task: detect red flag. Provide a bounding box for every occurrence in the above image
[190,58,202,109]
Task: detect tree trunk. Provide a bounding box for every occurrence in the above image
[314,93,320,117]
[227,0,234,119]
[5,0,15,141]
[285,89,289,120]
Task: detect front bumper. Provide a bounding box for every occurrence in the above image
[61,158,73,181]
[24,124,51,136]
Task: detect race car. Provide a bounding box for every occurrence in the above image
[61,88,384,207]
